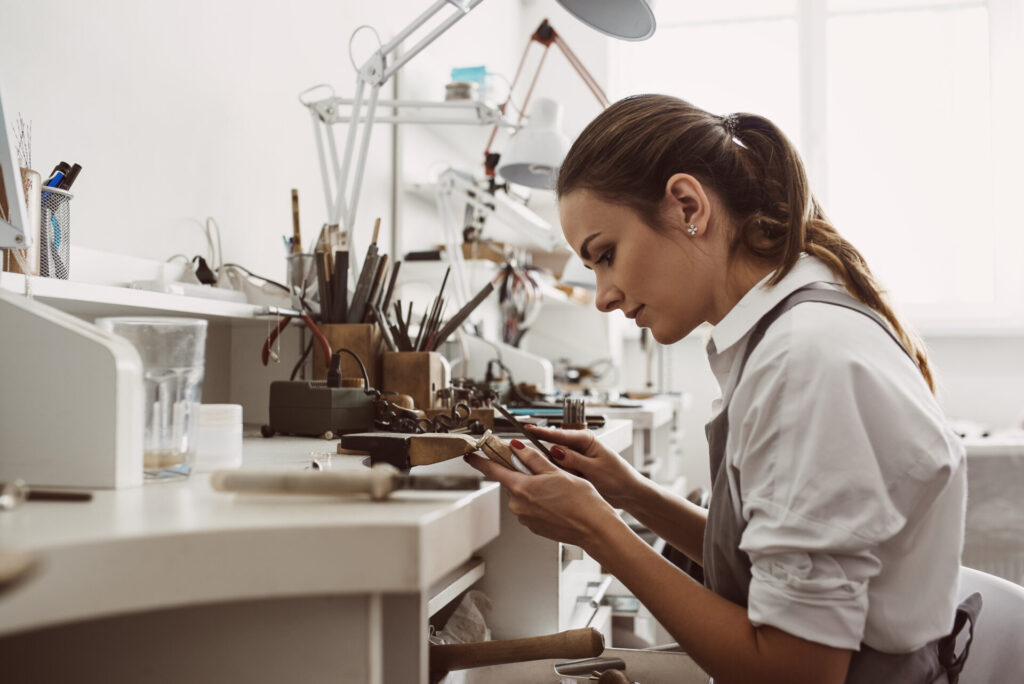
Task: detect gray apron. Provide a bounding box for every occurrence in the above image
[702,285,981,683]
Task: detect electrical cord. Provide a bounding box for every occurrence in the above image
[221,262,289,293]
[348,25,383,73]
[289,337,314,381]
[327,348,377,397]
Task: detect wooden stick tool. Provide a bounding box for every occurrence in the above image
[211,463,479,501]
[429,628,604,682]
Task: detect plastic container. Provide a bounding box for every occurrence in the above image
[194,404,243,472]
[95,316,207,480]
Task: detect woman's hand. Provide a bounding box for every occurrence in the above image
[521,424,648,510]
[464,440,623,548]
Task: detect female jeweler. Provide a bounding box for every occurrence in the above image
[466,94,977,684]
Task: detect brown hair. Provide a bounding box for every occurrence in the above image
[557,94,935,392]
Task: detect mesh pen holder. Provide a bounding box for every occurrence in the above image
[39,186,72,279]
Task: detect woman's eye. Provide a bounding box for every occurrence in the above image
[597,248,615,266]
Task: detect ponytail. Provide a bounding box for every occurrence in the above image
[558,95,936,393]
[727,112,935,392]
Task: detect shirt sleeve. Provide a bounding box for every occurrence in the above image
[726,305,943,650]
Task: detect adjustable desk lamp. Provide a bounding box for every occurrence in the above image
[434,12,637,305]
[300,0,655,276]
[485,18,613,190]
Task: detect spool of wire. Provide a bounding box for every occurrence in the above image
[562,397,586,430]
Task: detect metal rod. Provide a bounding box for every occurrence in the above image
[325,119,344,219]
[379,0,451,56]
[331,76,365,227]
[383,0,487,80]
[310,109,334,224]
[346,85,381,239]
[492,403,554,460]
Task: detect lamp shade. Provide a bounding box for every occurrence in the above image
[556,0,656,41]
[497,98,572,190]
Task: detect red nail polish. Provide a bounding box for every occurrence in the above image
[510,439,525,450]
[551,446,566,460]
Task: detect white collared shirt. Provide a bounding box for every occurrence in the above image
[705,254,966,652]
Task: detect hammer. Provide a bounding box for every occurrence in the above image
[429,627,605,683]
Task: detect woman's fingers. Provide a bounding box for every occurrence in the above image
[524,424,595,452]
[548,444,593,476]
[466,440,559,480]
[509,440,558,474]
[465,452,529,485]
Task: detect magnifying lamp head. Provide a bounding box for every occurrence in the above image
[556,0,656,41]
[497,98,571,190]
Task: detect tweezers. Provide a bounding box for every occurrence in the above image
[492,403,554,460]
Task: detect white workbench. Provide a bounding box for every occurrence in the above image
[0,420,635,683]
[0,435,500,683]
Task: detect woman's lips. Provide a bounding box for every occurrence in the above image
[634,305,646,326]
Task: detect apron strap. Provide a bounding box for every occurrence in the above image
[937,591,983,683]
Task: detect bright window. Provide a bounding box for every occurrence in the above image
[611,0,1024,328]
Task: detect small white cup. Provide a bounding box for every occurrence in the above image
[194,404,243,472]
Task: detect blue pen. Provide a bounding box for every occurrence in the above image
[42,162,70,201]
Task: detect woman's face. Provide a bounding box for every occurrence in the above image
[559,190,716,344]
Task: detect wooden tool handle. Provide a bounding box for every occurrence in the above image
[407,432,480,466]
[290,189,302,253]
[211,464,398,500]
[598,669,632,684]
[429,628,604,674]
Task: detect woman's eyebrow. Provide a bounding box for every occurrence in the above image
[579,232,602,261]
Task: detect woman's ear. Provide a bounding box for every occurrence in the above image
[664,173,711,235]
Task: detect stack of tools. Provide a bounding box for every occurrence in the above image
[562,397,587,430]
[337,217,397,326]
[374,267,505,352]
[313,219,357,325]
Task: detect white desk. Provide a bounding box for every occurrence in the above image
[0,421,635,683]
[0,436,500,683]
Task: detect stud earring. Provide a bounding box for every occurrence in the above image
[687,224,698,236]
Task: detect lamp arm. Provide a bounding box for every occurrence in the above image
[482,19,611,175]
[552,35,610,108]
[330,0,488,245]
[435,169,474,308]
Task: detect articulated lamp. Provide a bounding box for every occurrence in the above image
[300,0,655,271]
[483,17,618,190]
[496,97,571,190]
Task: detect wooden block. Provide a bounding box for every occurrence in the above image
[381,351,446,411]
[313,323,384,389]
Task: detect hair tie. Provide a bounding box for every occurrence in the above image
[722,114,740,137]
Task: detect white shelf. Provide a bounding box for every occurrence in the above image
[0,273,291,321]
[427,558,486,616]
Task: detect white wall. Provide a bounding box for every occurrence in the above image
[1,0,526,285]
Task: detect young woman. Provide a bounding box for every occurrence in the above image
[465,94,976,683]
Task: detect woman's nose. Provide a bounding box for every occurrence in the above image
[595,280,622,313]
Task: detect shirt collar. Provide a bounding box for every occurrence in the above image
[708,253,842,355]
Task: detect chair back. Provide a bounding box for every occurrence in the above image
[957,565,1024,684]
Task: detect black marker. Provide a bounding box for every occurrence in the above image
[57,163,81,191]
